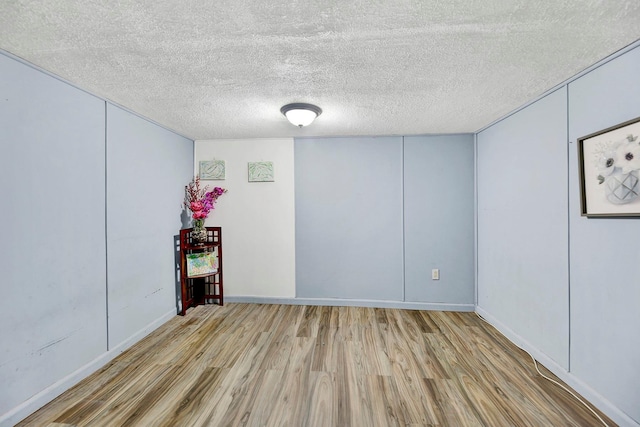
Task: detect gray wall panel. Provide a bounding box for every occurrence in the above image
[106,104,193,348]
[477,88,569,368]
[0,53,107,416]
[0,53,194,424]
[567,45,640,423]
[295,137,404,300]
[404,135,475,304]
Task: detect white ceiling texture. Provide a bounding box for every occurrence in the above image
[1,1,640,140]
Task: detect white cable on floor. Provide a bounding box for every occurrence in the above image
[475,313,609,427]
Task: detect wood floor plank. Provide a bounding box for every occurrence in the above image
[156,367,229,427]
[264,336,315,426]
[310,307,339,373]
[365,375,408,427]
[208,331,272,425]
[258,305,301,371]
[332,340,352,427]
[336,340,376,427]
[386,332,440,424]
[336,306,360,342]
[72,364,177,426]
[18,304,616,427]
[466,315,602,426]
[240,369,285,426]
[361,324,392,376]
[430,312,574,426]
[436,379,485,427]
[296,305,321,338]
[215,365,269,426]
[302,371,335,427]
[114,365,193,427]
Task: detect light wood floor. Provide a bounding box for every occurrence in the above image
[19,304,614,426]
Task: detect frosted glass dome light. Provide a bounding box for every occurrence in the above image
[281,103,322,127]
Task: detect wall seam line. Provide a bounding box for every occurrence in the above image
[401,136,406,302]
[104,101,110,351]
[474,133,479,307]
[566,84,571,372]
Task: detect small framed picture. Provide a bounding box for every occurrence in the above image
[199,160,225,180]
[248,161,274,182]
[186,252,218,278]
[578,116,640,217]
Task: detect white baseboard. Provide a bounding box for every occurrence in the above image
[0,308,176,427]
[475,306,639,427]
[225,295,475,312]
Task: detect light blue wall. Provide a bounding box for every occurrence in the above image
[0,53,194,425]
[477,88,569,368]
[404,135,475,304]
[106,104,193,348]
[295,137,404,301]
[567,45,640,423]
[295,135,475,307]
[0,53,107,418]
[477,44,640,426]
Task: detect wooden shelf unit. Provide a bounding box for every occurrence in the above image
[179,227,223,316]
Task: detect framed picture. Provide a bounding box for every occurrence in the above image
[248,161,274,182]
[186,252,218,278]
[578,116,640,217]
[199,160,225,180]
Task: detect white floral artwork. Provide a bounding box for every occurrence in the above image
[579,117,640,217]
[199,160,225,180]
[248,161,274,182]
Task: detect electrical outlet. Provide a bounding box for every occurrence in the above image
[432,269,440,280]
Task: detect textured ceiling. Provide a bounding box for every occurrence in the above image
[1,1,640,140]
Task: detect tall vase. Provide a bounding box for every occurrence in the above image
[191,219,208,243]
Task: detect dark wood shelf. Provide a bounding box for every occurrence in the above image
[184,242,220,251]
[178,227,223,315]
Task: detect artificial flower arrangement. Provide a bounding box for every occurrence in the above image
[184,176,227,242]
[595,133,640,204]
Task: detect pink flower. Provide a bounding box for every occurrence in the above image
[184,177,227,224]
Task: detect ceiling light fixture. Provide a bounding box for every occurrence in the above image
[280,103,322,127]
